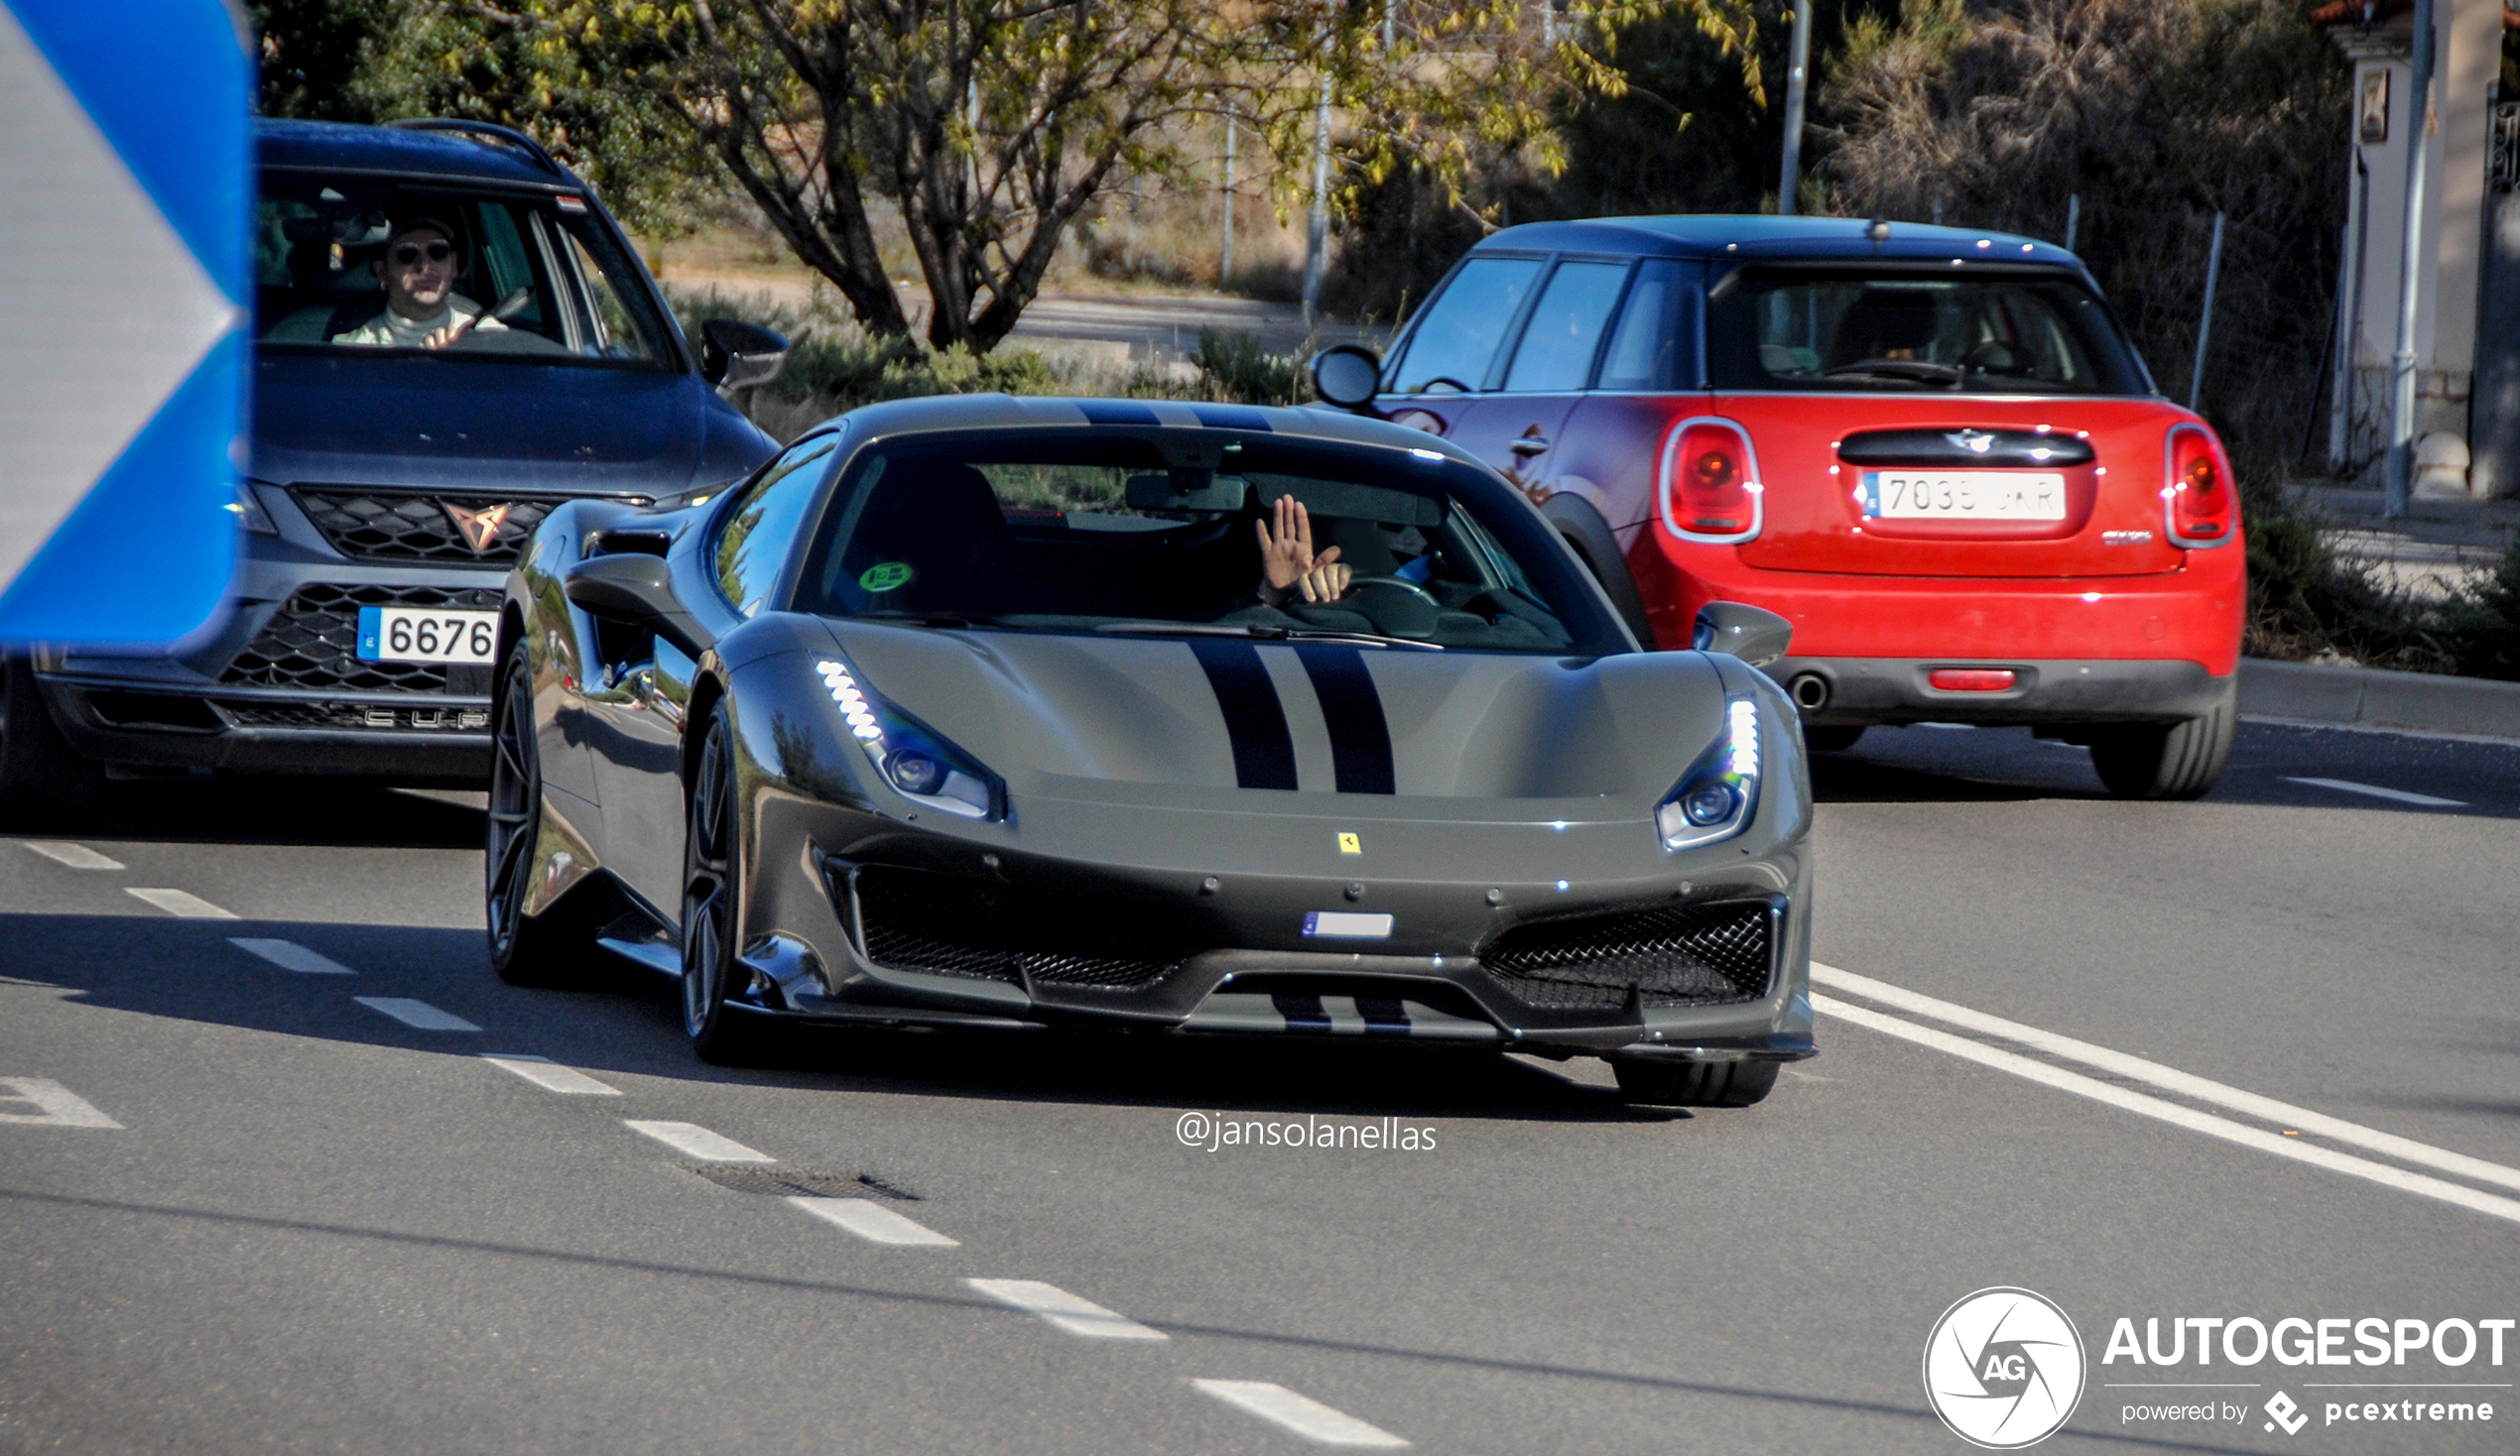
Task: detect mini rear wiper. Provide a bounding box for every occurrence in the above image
[1094,621,1444,651]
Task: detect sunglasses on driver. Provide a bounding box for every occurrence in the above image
[391,241,455,266]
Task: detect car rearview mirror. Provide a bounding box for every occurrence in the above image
[564,552,714,659]
[1693,601,1793,667]
[699,317,789,391]
[1123,471,1250,513]
[1308,344,1383,411]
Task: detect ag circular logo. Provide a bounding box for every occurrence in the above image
[1923,1286,2086,1448]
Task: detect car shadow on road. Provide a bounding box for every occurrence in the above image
[0,780,484,850]
[0,908,1707,1127]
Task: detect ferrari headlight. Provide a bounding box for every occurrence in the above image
[1656,698,1761,850]
[814,658,1000,819]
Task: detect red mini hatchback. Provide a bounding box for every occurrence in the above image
[1323,216,2243,799]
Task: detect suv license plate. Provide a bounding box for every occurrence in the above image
[357,607,500,665]
[1861,470,2067,521]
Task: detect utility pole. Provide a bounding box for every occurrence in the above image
[2189,211,2225,411]
[1302,71,1331,337]
[1777,0,1811,215]
[2384,0,2437,518]
[1220,112,1235,288]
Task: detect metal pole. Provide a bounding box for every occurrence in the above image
[1220,114,1235,288]
[2385,0,2437,518]
[2189,211,2225,410]
[1778,0,1811,215]
[2065,193,2079,252]
[2331,150,2370,470]
[1302,72,1331,337]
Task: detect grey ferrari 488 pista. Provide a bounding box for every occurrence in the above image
[488,395,1815,1105]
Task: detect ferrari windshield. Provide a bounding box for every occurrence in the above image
[790,432,1625,654]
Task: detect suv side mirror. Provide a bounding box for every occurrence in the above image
[699,317,789,391]
[564,551,714,659]
[1693,601,1793,667]
[1308,343,1383,412]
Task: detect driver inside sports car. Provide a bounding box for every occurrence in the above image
[329,216,510,350]
[1252,494,1361,607]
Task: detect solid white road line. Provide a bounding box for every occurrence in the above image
[2283,776,2466,808]
[353,997,480,1032]
[479,1053,620,1096]
[1191,1381,1409,1448]
[0,1077,122,1129]
[966,1278,1168,1341]
[623,1120,774,1163]
[1812,963,2520,1196]
[1812,994,2520,1227]
[228,937,354,976]
[126,887,237,919]
[22,840,122,870]
[787,1196,959,1246]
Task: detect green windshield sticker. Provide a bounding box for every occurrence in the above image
[859,561,913,592]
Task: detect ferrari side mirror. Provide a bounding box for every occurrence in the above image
[1692,601,1793,667]
[565,551,714,659]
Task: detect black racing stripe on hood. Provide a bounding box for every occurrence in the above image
[1189,638,1299,790]
[1294,644,1396,794]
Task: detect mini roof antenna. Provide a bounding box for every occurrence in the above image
[1866,217,1891,251]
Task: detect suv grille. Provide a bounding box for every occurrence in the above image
[219,583,501,694]
[1480,901,1773,1011]
[851,868,1198,990]
[292,489,645,566]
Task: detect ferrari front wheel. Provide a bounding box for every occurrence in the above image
[486,642,594,986]
[681,702,763,1064]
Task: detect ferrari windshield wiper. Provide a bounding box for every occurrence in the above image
[855,610,1003,628]
[1093,621,1444,651]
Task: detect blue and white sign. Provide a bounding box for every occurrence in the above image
[0,0,246,643]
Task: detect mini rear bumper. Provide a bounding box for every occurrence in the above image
[1767,655,2233,727]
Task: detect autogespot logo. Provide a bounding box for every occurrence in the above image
[1925,1287,2089,1448]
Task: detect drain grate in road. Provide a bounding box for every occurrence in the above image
[685,1164,921,1201]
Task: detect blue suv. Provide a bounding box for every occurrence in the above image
[3,119,785,818]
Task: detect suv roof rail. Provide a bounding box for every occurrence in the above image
[384,118,572,182]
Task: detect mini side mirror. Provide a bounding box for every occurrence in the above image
[1692,601,1793,667]
[564,551,714,659]
[1308,343,1383,412]
[699,317,789,391]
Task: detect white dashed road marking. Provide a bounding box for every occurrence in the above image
[624,1120,774,1162]
[228,937,353,975]
[126,887,237,918]
[1191,1381,1409,1447]
[1813,992,2520,1226]
[2283,777,2466,808]
[1813,963,2520,1195]
[480,1053,620,1096]
[966,1278,1168,1341]
[788,1196,959,1246]
[22,840,122,870]
[0,1077,121,1129]
[354,997,480,1032]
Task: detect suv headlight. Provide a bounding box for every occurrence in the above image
[814,657,1000,819]
[1656,698,1761,850]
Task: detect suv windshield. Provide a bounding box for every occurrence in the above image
[790,433,1624,655]
[252,172,671,367]
[1707,267,2149,395]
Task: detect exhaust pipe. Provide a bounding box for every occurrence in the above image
[1790,672,1830,712]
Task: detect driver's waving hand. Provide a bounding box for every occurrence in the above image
[1253,495,1352,607]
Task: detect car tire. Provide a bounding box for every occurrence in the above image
[1802,725,1865,753]
[2088,696,2235,801]
[1611,1058,1781,1108]
[681,700,766,1065]
[486,643,598,987]
[0,657,103,829]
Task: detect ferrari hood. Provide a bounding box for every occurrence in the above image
[823,621,1730,817]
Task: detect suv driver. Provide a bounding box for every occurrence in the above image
[331,217,508,350]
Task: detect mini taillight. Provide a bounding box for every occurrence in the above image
[1659,418,1763,544]
[1929,668,2017,691]
[2163,425,2235,547]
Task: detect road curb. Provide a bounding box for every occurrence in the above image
[2239,657,2520,739]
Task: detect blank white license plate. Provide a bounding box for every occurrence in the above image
[357,606,499,664]
[1861,470,2067,520]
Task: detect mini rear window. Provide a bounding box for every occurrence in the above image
[1707,268,2150,396]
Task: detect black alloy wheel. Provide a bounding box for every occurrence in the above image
[681,703,761,1063]
[486,642,584,985]
[0,656,103,829]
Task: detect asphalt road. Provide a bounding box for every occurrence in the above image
[1,719,2513,1454]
